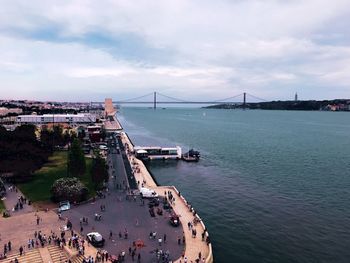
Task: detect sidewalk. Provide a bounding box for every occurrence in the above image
[2,184,34,216]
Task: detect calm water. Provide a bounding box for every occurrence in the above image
[118,108,350,263]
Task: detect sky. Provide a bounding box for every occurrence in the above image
[1,0,350,102]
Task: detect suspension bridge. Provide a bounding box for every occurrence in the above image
[91,92,268,109]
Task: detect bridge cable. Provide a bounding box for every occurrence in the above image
[117,92,155,103]
[214,93,244,102]
[156,92,192,103]
[245,93,269,102]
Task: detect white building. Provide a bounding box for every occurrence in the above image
[16,113,96,124]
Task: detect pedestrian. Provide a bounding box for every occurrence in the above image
[19,246,23,256]
[163,234,166,243]
[8,241,11,251]
[137,253,141,262]
[182,236,185,244]
[177,237,181,245]
[80,226,83,233]
[36,217,40,225]
[158,238,162,246]
[109,231,113,240]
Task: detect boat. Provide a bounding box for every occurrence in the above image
[134,146,182,160]
[182,149,200,162]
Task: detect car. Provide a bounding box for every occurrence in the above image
[99,145,108,150]
[87,232,105,247]
[163,201,171,210]
[170,214,180,227]
[148,198,160,208]
[58,201,70,212]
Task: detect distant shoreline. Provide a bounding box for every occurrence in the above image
[203,99,350,111]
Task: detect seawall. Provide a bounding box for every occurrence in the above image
[117,119,214,263]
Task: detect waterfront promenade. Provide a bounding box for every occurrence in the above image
[119,126,213,263]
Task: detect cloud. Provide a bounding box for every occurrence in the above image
[0,0,350,101]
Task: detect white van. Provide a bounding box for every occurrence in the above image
[139,187,158,198]
[99,145,108,150]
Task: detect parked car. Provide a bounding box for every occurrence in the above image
[87,232,105,247]
[170,214,180,227]
[58,201,70,212]
[148,198,160,208]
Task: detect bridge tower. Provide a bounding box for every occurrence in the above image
[243,92,246,109]
[153,91,157,109]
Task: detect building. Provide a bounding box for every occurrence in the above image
[87,125,103,143]
[0,107,23,116]
[16,113,96,125]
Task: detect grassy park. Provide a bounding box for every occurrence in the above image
[18,151,95,202]
[0,200,5,212]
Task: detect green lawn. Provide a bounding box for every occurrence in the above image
[0,199,5,212]
[18,151,95,202]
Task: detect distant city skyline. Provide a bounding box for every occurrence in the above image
[1,0,350,101]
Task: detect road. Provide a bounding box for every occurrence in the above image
[62,134,185,262]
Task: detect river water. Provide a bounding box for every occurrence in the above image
[117,107,350,263]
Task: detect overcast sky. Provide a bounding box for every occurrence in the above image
[1,0,350,102]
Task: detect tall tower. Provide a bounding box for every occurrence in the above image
[294,92,298,101]
[104,98,116,117]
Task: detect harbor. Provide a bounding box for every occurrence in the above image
[104,98,213,262]
[118,130,213,263]
[106,100,213,263]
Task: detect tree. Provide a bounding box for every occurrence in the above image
[40,125,53,151]
[63,130,71,145]
[67,139,86,177]
[0,124,50,182]
[52,125,64,146]
[51,177,89,202]
[91,155,108,189]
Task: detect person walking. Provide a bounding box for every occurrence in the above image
[163,234,167,243]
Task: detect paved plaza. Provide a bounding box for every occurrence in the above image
[61,141,185,262]
[62,189,185,262]
[0,120,211,262]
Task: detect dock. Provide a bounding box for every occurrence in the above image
[118,121,213,263]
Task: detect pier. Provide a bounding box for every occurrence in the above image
[118,123,213,263]
[102,98,213,262]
